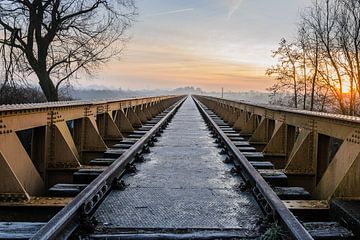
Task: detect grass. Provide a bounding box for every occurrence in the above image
[260,223,287,240]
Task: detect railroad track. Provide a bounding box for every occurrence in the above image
[193,96,355,240]
[0,95,357,239]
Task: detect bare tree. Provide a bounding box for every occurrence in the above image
[337,0,360,114]
[298,26,309,110]
[268,0,360,115]
[298,19,321,111]
[0,0,136,101]
[310,0,349,113]
[266,39,301,108]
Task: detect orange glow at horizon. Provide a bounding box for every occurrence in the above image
[92,41,274,92]
[78,0,312,92]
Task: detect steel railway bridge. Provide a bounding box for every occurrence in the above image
[0,95,359,239]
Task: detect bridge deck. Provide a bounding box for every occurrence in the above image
[93,97,264,236]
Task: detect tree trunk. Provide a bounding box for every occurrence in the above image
[302,50,307,110]
[321,89,329,112]
[293,65,298,108]
[310,73,316,111]
[310,59,318,111]
[294,84,298,108]
[36,71,58,101]
[310,42,318,111]
[350,77,355,115]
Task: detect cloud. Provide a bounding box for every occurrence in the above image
[227,0,244,19]
[145,8,194,17]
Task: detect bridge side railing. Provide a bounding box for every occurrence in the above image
[0,95,182,201]
[195,95,360,200]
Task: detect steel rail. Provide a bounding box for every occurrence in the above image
[193,96,313,240]
[30,96,186,240]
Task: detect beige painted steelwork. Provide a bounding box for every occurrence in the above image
[196,95,360,200]
[0,96,181,201]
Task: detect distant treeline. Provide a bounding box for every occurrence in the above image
[0,85,46,104]
[0,85,71,104]
[0,85,269,105]
[67,86,205,100]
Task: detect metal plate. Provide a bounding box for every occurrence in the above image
[93,98,264,235]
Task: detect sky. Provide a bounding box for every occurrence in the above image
[78,0,312,92]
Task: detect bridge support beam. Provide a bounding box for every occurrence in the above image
[146,102,160,117]
[126,108,142,128]
[285,129,317,192]
[240,114,257,135]
[74,117,107,164]
[97,113,123,145]
[262,122,288,168]
[45,121,81,186]
[0,132,45,200]
[47,122,81,168]
[0,152,30,200]
[249,117,273,151]
[157,100,166,112]
[223,107,238,125]
[114,110,134,134]
[314,129,360,199]
[142,104,153,120]
[233,111,247,131]
[135,105,148,124]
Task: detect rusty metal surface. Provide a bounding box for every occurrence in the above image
[93,98,263,234]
